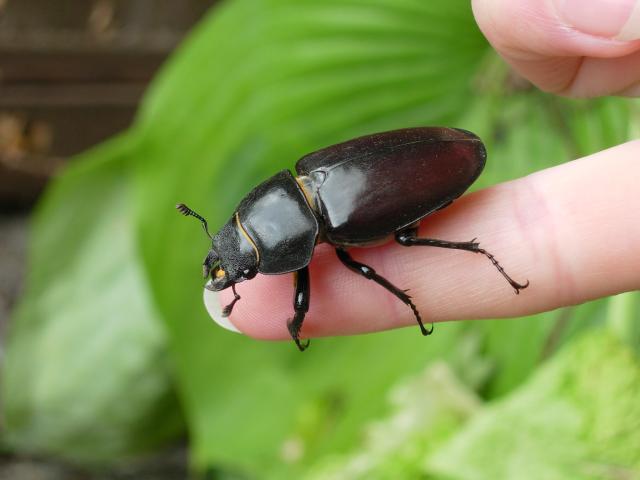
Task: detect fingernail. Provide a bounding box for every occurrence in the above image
[203,283,242,333]
[554,0,640,40]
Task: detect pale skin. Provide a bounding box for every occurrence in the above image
[219,0,640,340]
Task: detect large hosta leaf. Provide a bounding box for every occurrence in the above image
[427,326,640,480]
[130,0,489,476]
[302,321,640,479]
[2,136,183,461]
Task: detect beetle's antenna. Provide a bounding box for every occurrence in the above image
[176,203,212,239]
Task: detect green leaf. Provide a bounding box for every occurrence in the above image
[129,0,490,476]
[305,362,482,480]
[426,331,640,480]
[4,0,638,474]
[2,136,183,462]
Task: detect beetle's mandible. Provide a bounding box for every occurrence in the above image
[177,127,529,351]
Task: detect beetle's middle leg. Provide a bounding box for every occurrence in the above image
[287,266,311,352]
[395,227,529,294]
[335,248,432,336]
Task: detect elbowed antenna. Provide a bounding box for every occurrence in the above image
[176,203,212,239]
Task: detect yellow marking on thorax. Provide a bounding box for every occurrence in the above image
[235,212,260,264]
[295,175,317,211]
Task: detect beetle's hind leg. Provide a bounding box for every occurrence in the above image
[335,248,433,336]
[287,267,311,352]
[395,227,529,294]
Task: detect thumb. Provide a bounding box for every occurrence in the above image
[472,0,640,96]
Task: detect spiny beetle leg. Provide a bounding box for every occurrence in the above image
[221,284,241,318]
[395,228,529,294]
[335,248,433,336]
[287,267,311,352]
[288,312,310,352]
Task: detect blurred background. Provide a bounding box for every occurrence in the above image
[0,1,214,477]
[1,1,639,479]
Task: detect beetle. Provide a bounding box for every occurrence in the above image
[177,127,529,351]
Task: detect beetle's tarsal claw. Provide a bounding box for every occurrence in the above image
[512,279,530,295]
[420,322,434,336]
[287,312,309,352]
[470,247,529,295]
[294,338,310,352]
[408,299,430,335]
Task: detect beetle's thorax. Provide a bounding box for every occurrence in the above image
[234,213,260,264]
[235,169,319,274]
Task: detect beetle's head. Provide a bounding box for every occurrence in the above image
[203,247,235,291]
[202,248,219,281]
[177,203,257,292]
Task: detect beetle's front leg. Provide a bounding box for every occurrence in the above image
[395,227,529,293]
[221,284,241,317]
[287,266,310,352]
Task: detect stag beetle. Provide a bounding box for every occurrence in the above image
[177,127,529,351]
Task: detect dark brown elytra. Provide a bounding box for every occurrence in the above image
[177,127,529,351]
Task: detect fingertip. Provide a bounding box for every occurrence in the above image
[203,284,242,333]
[217,273,294,340]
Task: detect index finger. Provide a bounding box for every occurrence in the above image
[213,141,640,341]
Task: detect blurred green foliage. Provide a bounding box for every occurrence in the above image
[1,0,638,478]
[307,327,640,480]
[2,137,184,461]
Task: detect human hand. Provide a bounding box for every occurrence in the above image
[209,0,640,342]
[473,0,640,96]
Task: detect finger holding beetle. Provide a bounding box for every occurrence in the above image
[214,141,640,340]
